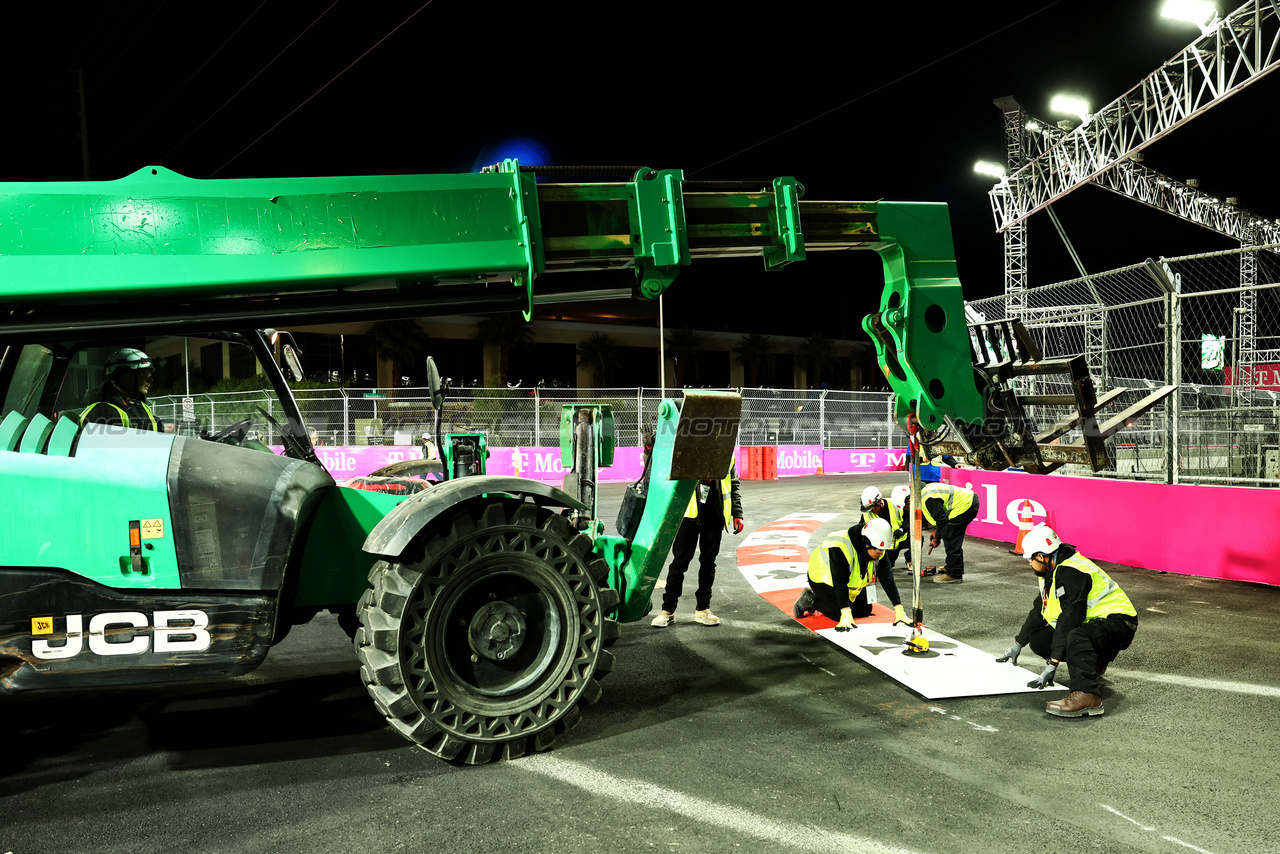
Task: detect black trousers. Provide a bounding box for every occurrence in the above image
[937,501,980,577]
[662,515,724,612]
[1026,613,1138,696]
[808,580,874,620]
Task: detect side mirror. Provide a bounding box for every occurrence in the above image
[426,356,445,410]
[263,328,305,382]
[282,344,304,382]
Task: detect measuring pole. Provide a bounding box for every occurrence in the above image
[907,414,925,636]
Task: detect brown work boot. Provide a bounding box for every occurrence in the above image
[1046,691,1104,717]
[932,572,963,584]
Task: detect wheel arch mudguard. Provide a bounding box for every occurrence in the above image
[362,475,588,560]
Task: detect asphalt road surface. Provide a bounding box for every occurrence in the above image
[3,474,1275,854]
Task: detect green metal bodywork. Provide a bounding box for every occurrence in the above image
[0,161,981,635]
[559,404,614,468]
[860,202,986,433]
[0,416,180,588]
[294,486,405,607]
[0,165,541,314]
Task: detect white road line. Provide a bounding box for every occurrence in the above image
[1099,805,1217,854]
[516,755,927,854]
[926,705,999,733]
[800,654,837,677]
[1109,670,1280,697]
[1100,804,1154,831]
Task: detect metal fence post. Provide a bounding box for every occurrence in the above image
[1170,271,1182,485]
[1152,259,1180,485]
[887,394,896,449]
[819,390,826,446]
[342,391,350,446]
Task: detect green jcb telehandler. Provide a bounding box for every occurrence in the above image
[0,162,1167,764]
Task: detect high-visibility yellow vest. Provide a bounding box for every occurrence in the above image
[1041,552,1137,627]
[807,532,874,593]
[862,501,907,548]
[80,400,159,432]
[684,470,734,527]
[920,483,975,526]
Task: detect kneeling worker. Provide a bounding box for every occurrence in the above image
[996,524,1139,718]
[794,518,909,630]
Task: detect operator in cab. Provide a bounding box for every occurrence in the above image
[80,348,164,432]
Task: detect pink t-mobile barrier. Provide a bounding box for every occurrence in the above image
[940,467,1280,587]
[820,448,910,474]
[301,444,910,482]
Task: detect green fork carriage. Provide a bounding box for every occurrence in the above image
[0,161,1157,764]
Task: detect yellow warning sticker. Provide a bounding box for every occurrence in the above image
[141,518,165,539]
[31,616,53,635]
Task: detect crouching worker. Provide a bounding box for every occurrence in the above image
[794,518,910,630]
[997,524,1138,718]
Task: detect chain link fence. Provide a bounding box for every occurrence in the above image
[152,386,899,449]
[968,243,1280,485]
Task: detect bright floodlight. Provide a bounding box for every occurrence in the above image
[973,161,1006,179]
[1050,95,1090,121]
[1160,0,1217,26]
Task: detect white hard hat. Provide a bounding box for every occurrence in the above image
[1023,524,1061,560]
[860,486,883,511]
[890,485,910,510]
[862,518,893,550]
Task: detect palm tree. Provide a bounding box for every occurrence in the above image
[576,332,622,387]
[796,333,838,387]
[733,332,774,387]
[665,327,704,387]
[366,319,431,388]
[475,312,536,382]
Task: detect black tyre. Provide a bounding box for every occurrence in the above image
[355,498,620,764]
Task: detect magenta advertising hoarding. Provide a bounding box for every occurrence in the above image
[941,467,1280,587]
[300,444,909,482]
[820,448,910,475]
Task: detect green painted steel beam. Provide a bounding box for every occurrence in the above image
[860,202,985,433]
[0,166,540,305]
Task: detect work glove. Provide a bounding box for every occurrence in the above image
[929,531,941,549]
[893,604,909,626]
[1028,661,1058,690]
[835,609,857,632]
[733,517,745,534]
[995,642,1023,666]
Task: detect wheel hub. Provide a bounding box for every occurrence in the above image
[467,600,527,662]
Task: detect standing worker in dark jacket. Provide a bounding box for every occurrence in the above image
[794,518,910,628]
[652,462,744,627]
[996,524,1138,717]
[919,482,980,584]
[79,348,164,432]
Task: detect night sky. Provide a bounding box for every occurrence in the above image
[7,1,1274,344]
